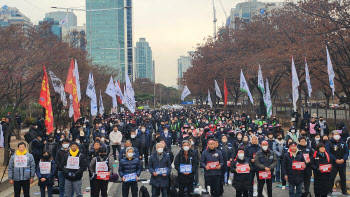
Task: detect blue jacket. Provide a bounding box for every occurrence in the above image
[160,132,172,150]
[148,152,172,188]
[200,149,224,177]
[282,150,305,184]
[244,144,261,172]
[119,147,140,160]
[255,149,277,172]
[36,159,57,186]
[118,156,142,179]
[137,131,151,149]
[325,138,349,168]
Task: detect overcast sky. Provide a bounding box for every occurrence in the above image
[5,0,274,86]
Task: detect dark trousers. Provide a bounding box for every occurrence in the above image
[14,180,30,197]
[248,171,259,197]
[122,181,138,197]
[171,132,177,145]
[204,175,221,197]
[94,180,108,197]
[139,147,149,167]
[90,178,95,197]
[111,145,121,160]
[315,194,327,197]
[40,185,53,197]
[151,186,167,197]
[34,155,41,167]
[257,179,272,197]
[178,181,193,196]
[303,173,311,194]
[330,166,347,193]
[236,189,248,197]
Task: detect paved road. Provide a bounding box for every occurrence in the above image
[2,146,349,197]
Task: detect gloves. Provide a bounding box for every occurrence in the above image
[68,172,76,178]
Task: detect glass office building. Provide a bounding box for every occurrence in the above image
[86,0,133,81]
[135,38,153,81]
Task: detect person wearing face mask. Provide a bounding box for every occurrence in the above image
[310,143,332,197]
[266,131,275,151]
[119,140,140,160]
[219,135,233,185]
[282,141,306,197]
[174,140,199,196]
[200,140,224,197]
[71,122,81,141]
[318,117,328,137]
[138,126,151,169]
[309,117,320,139]
[325,130,349,196]
[160,127,172,150]
[170,120,180,145]
[321,135,329,144]
[89,147,113,197]
[261,123,269,136]
[235,132,243,150]
[25,124,38,144]
[32,134,45,166]
[311,133,321,150]
[36,151,57,197]
[148,143,172,197]
[110,125,122,161]
[255,140,277,197]
[230,149,250,197]
[273,124,285,139]
[55,139,71,197]
[273,133,285,183]
[129,130,141,158]
[237,135,250,151]
[296,137,313,196]
[258,116,266,126]
[336,121,349,142]
[45,134,58,159]
[119,147,142,197]
[285,126,299,143]
[256,128,265,144]
[246,135,262,197]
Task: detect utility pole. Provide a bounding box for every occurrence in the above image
[212,0,217,39]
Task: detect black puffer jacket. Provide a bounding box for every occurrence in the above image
[282,149,305,184]
[244,143,261,172]
[174,149,198,182]
[62,150,87,181]
[230,158,250,191]
[311,151,332,195]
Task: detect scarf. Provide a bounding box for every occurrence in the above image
[156,153,164,161]
[69,149,79,157]
[16,149,27,155]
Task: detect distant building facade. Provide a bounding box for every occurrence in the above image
[178,51,194,79]
[0,6,32,31]
[36,17,62,39]
[135,38,154,81]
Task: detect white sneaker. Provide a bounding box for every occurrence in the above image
[115,160,118,163]
[253,192,258,196]
[228,180,232,185]
[282,186,286,190]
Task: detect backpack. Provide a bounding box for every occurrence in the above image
[28,141,34,154]
[24,132,32,144]
[139,185,150,197]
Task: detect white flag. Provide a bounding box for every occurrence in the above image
[258,64,265,94]
[105,76,118,108]
[181,85,191,101]
[86,71,97,116]
[214,80,222,99]
[207,89,213,108]
[74,59,81,101]
[48,71,67,107]
[114,80,124,101]
[305,58,312,97]
[292,57,299,112]
[125,70,136,113]
[69,94,74,118]
[326,47,335,95]
[263,79,273,118]
[99,90,104,115]
[240,70,254,104]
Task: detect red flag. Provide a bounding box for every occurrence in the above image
[65,59,81,122]
[39,66,54,134]
[117,80,122,104]
[224,78,228,107]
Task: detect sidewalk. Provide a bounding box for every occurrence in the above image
[0,128,28,192]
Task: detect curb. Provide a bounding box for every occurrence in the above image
[0,178,9,193]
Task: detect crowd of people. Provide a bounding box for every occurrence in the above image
[6,108,350,197]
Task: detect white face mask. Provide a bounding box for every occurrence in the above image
[238,153,244,160]
[237,136,242,140]
[83,126,86,129]
[164,131,168,134]
[76,141,80,145]
[101,137,105,142]
[127,153,134,158]
[131,135,136,138]
[101,130,106,133]
[191,141,195,145]
[222,139,227,143]
[291,130,296,133]
[157,148,163,153]
[62,144,69,149]
[258,130,262,134]
[57,130,60,134]
[333,135,340,141]
[262,146,268,151]
[220,128,224,131]
[191,127,194,129]
[141,129,146,132]
[315,137,320,141]
[183,146,189,151]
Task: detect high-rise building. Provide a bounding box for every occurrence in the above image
[68,26,87,51]
[36,17,62,39]
[0,6,32,31]
[86,0,133,81]
[135,38,153,81]
[45,11,77,28]
[178,51,194,79]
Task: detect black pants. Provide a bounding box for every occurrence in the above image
[34,155,41,167]
[315,194,327,197]
[14,180,30,197]
[178,181,193,196]
[122,181,138,197]
[204,175,221,197]
[94,180,108,197]
[171,132,177,145]
[248,171,259,197]
[90,178,95,197]
[330,166,347,193]
[303,173,311,194]
[139,147,149,167]
[236,189,248,197]
[257,179,272,197]
[111,145,121,160]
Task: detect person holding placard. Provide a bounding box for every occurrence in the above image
[245,135,261,197]
[310,143,332,197]
[8,142,35,197]
[174,140,199,196]
[297,136,314,196]
[149,143,172,197]
[62,141,87,197]
[36,150,57,197]
[119,147,142,197]
[55,138,71,197]
[89,147,113,197]
[200,139,224,197]
[282,141,305,197]
[230,149,251,197]
[255,140,277,197]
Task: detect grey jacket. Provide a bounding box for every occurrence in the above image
[8,153,35,181]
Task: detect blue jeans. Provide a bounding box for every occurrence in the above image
[289,182,303,197]
[64,179,81,197]
[275,159,282,182]
[58,172,73,197]
[151,186,167,197]
[40,185,53,197]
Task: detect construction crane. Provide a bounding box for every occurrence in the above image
[212,0,228,40]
